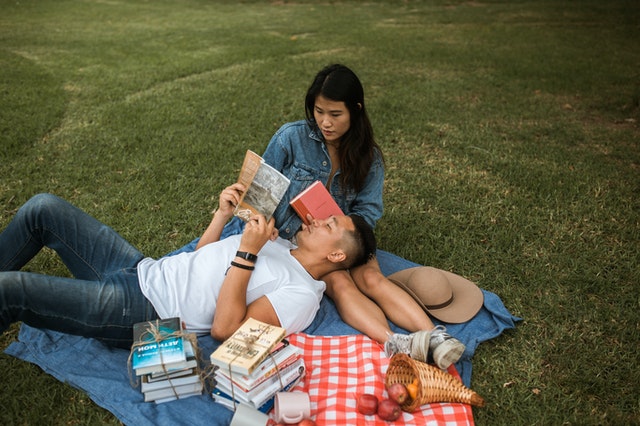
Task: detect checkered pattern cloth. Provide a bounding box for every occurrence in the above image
[286,333,474,426]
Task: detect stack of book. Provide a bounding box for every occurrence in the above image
[210,318,305,413]
[131,317,203,403]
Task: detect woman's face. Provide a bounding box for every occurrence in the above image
[313,95,351,145]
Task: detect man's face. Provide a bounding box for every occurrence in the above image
[296,215,355,251]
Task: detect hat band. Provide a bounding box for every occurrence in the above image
[425,294,454,311]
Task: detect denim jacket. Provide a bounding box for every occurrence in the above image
[262,120,384,240]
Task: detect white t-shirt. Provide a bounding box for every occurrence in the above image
[136,235,325,335]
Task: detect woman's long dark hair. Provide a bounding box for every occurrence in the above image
[304,64,383,193]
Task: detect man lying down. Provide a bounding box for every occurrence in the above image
[0,182,376,348]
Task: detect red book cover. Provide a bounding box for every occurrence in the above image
[290,180,344,225]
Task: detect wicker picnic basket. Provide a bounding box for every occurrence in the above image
[385,353,485,412]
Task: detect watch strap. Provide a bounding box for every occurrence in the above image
[235,251,258,263]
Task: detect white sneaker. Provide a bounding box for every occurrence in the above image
[384,330,432,363]
[384,333,412,358]
[429,325,465,369]
[385,327,464,369]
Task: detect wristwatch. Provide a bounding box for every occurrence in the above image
[235,251,258,263]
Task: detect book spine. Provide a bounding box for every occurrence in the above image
[214,374,250,395]
[251,370,305,408]
[141,373,201,393]
[242,357,305,403]
[143,381,203,402]
[290,199,312,225]
[222,353,301,390]
[234,342,294,380]
[214,356,304,401]
[212,374,302,414]
[146,368,194,382]
[212,380,251,404]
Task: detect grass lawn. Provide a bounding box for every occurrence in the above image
[1,0,638,424]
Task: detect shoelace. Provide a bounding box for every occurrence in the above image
[429,325,451,346]
[384,332,411,357]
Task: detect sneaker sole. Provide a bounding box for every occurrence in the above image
[432,340,465,369]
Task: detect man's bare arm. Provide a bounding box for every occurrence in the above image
[210,214,279,340]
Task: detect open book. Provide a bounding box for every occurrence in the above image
[234,150,290,221]
[289,180,343,225]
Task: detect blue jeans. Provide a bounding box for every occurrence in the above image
[0,194,158,348]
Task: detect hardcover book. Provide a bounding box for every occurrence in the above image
[131,317,186,372]
[212,389,274,414]
[141,371,202,393]
[134,335,197,377]
[147,366,195,382]
[214,357,305,409]
[212,373,303,414]
[209,317,286,376]
[143,381,204,403]
[215,341,302,391]
[289,180,343,225]
[234,150,290,221]
[153,389,203,404]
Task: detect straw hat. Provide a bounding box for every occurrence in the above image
[387,267,484,323]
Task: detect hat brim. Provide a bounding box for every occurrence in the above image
[387,267,484,323]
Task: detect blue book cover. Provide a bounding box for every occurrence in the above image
[132,317,186,370]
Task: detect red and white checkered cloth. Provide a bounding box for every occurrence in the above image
[285,333,474,426]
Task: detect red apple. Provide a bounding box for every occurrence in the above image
[298,419,317,426]
[377,398,402,422]
[386,383,409,404]
[356,393,379,415]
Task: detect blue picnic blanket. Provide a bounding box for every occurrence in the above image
[5,246,520,426]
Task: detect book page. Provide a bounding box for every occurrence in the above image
[234,150,290,221]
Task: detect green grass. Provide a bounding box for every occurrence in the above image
[1,0,639,424]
